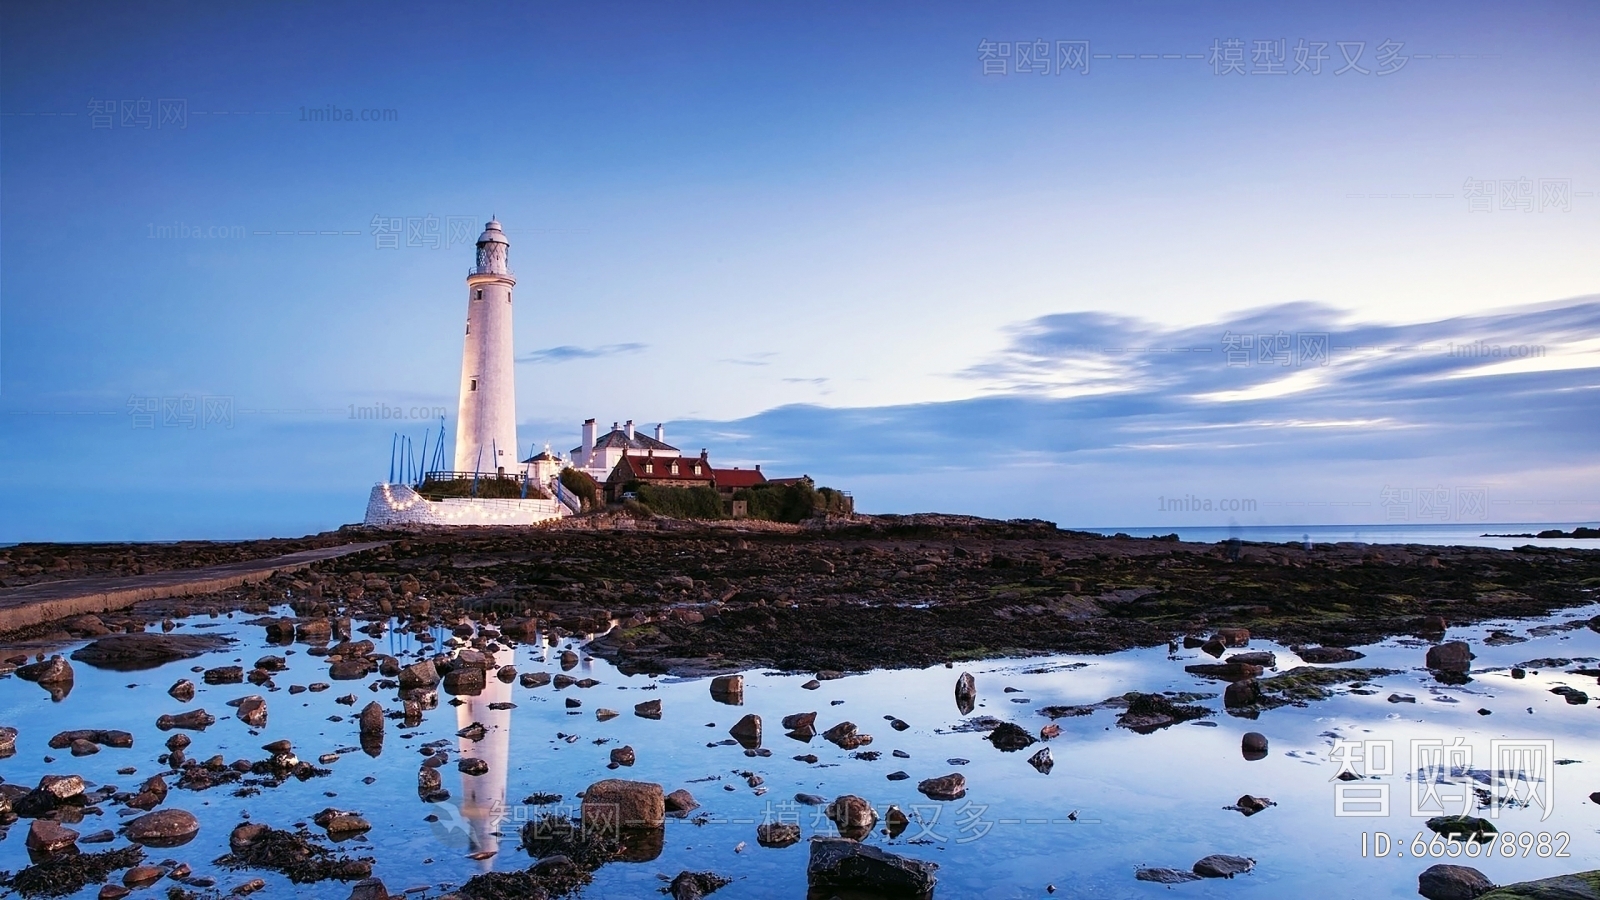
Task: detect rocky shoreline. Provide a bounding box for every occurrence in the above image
[5,513,1600,674]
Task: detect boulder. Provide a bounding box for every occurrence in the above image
[168,679,196,701]
[955,672,976,714]
[609,746,635,767]
[26,819,79,853]
[917,774,967,801]
[729,714,762,747]
[1297,646,1365,663]
[808,837,937,895]
[1215,628,1250,647]
[202,666,243,685]
[1224,679,1263,708]
[986,722,1036,751]
[17,656,74,684]
[123,808,200,847]
[1418,864,1494,900]
[1426,642,1474,674]
[757,822,802,848]
[635,699,662,719]
[443,667,486,695]
[347,878,391,900]
[156,709,215,730]
[69,634,232,670]
[1241,732,1269,758]
[825,794,877,838]
[710,674,743,696]
[1193,854,1254,878]
[1136,868,1202,884]
[236,695,268,727]
[665,788,700,816]
[823,721,872,750]
[668,870,732,900]
[581,779,665,829]
[783,712,818,731]
[358,701,385,735]
[398,660,439,689]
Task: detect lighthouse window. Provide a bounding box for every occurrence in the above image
[470,379,477,391]
[475,289,483,300]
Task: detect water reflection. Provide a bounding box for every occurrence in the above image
[454,647,513,870]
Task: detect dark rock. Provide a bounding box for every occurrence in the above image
[807,836,937,894]
[955,672,976,714]
[26,819,79,853]
[917,774,966,801]
[70,634,232,670]
[669,870,732,900]
[1224,678,1263,708]
[1027,747,1053,773]
[202,665,243,685]
[729,714,762,747]
[1418,864,1494,900]
[17,655,74,684]
[358,701,385,735]
[822,721,872,750]
[1241,732,1268,759]
[1193,854,1254,878]
[1426,641,1474,674]
[782,712,817,731]
[156,709,215,730]
[665,788,699,816]
[123,808,200,847]
[756,822,801,848]
[1297,646,1365,663]
[1137,867,1202,884]
[581,778,665,829]
[609,746,635,767]
[986,722,1037,751]
[635,699,662,719]
[825,795,878,838]
[237,695,268,727]
[458,758,489,776]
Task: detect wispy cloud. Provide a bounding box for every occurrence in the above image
[720,353,777,367]
[672,298,1600,523]
[783,377,829,385]
[517,342,647,364]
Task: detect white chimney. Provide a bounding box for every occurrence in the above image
[655,423,665,442]
[625,419,635,440]
[580,418,597,466]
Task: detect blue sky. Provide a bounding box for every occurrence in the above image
[1,1,1596,540]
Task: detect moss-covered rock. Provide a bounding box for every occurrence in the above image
[1478,871,1600,900]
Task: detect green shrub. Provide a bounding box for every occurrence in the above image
[559,468,601,511]
[735,481,850,522]
[633,484,725,520]
[417,475,543,500]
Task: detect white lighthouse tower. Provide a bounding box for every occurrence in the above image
[453,219,519,476]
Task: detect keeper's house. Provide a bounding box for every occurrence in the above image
[604,450,714,502]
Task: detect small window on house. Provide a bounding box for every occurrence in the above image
[671,462,680,475]
[694,465,702,475]
[645,462,654,473]
[470,379,477,391]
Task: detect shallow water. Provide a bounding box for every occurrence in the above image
[3,604,1600,899]
[1092,522,1600,552]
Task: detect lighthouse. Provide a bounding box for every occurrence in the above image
[453,219,519,476]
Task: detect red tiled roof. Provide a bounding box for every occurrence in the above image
[609,454,714,484]
[713,468,767,489]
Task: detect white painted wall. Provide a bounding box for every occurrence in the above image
[364,484,565,527]
[453,219,519,476]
